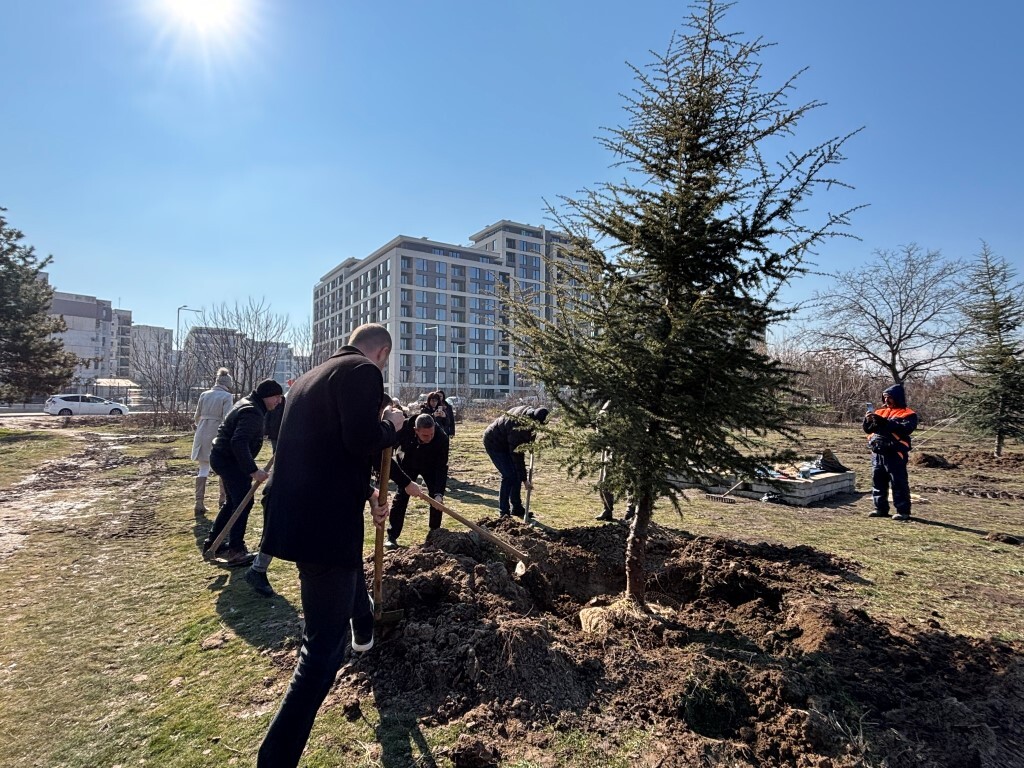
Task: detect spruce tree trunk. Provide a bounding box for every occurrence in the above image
[624,491,653,605]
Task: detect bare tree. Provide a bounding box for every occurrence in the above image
[770,336,874,423]
[807,245,966,383]
[185,298,289,396]
[288,317,331,379]
[130,331,174,424]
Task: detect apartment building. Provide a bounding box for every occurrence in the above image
[48,291,115,383]
[312,220,569,400]
[129,325,174,382]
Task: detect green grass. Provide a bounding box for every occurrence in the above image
[0,419,1021,766]
[0,428,78,489]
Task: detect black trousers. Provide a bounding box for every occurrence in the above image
[258,563,371,767]
[387,482,443,542]
[207,458,254,549]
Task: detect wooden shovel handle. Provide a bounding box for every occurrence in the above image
[373,447,393,618]
[421,493,529,563]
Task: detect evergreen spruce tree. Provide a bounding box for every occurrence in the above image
[503,1,860,603]
[953,243,1024,457]
[0,209,78,402]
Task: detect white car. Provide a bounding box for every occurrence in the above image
[44,394,130,416]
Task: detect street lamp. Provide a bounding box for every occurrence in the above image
[171,305,201,415]
[424,324,440,389]
[451,342,465,403]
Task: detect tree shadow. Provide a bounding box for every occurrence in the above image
[908,515,1022,539]
[446,478,498,503]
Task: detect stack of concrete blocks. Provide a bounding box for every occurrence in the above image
[675,470,856,506]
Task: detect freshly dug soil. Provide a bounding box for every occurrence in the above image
[335,520,1024,767]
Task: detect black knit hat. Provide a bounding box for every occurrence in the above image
[254,379,284,399]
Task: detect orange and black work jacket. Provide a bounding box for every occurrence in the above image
[863,405,918,459]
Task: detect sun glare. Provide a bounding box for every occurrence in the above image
[162,0,242,36]
[145,0,262,83]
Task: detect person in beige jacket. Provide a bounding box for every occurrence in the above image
[191,368,234,513]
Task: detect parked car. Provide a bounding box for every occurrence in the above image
[44,394,131,416]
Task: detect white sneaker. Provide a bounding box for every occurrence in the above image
[350,598,375,652]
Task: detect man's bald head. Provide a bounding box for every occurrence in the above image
[348,323,393,369]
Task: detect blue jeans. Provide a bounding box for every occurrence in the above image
[258,563,371,767]
[872,453,911,515]
[207,459,254,549]
[486,448,524,517]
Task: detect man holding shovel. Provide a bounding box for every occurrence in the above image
[202,378,284,566]
[256,323,404,768]
[483,405,548,520]
[385,412,449,549]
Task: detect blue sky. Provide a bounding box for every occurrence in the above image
[2,1,1021,335]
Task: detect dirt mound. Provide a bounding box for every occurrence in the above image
[910,452,956,468]
[945,450,1024,471]
[338,521,1023,766]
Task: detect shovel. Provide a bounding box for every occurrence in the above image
[373,447,404,624]
[204,454,275,557]
[523,450,535,522]
[420,493,529,577]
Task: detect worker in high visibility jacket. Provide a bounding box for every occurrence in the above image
[864,383,918,521]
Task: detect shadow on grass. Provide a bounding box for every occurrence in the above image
[908,515,1023,540]
[374,707,438,768]
[447,477,498,501]
[211,569,301,650]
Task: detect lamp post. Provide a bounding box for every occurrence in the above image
[171,305,201,416]
[425,324,440,390]
[451,342,464,403]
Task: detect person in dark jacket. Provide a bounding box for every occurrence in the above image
[244,393,287,598]
[864,383,918,522]
[203,379,284,566]
[265,392,285,453]
[436,389,456,437]
[385,412,450,548]
[482,405,548,519]
[419,391,448,433]
[256,323,404,768]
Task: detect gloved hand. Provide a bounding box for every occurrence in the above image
[433,494,443,504]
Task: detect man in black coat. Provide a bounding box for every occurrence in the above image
[256,323,404,768]
[482,405,548,519]
[203,378,284,566]
[385,412,450,548]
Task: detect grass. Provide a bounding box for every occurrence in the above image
[0,428,78,489]
[0,416,1021,766]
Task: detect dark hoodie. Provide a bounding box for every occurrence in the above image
[483,405,549,480]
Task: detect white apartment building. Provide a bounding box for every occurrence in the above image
[312,220,569,400]
[49,291,115,384]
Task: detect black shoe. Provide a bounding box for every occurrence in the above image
[244,568,275,597]
[383,538,398,550]
[351,599,375,652]
[868,510,891,518]
[893,512,911,522]
[595,511,614,522]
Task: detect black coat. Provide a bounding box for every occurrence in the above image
[390,416,449,497]
[482,405,539,480]
[260,346,398,567]
[210,393,268,475]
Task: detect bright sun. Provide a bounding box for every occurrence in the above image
[162,0,243,36]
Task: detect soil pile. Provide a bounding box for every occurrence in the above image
[338,520,1023,767]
